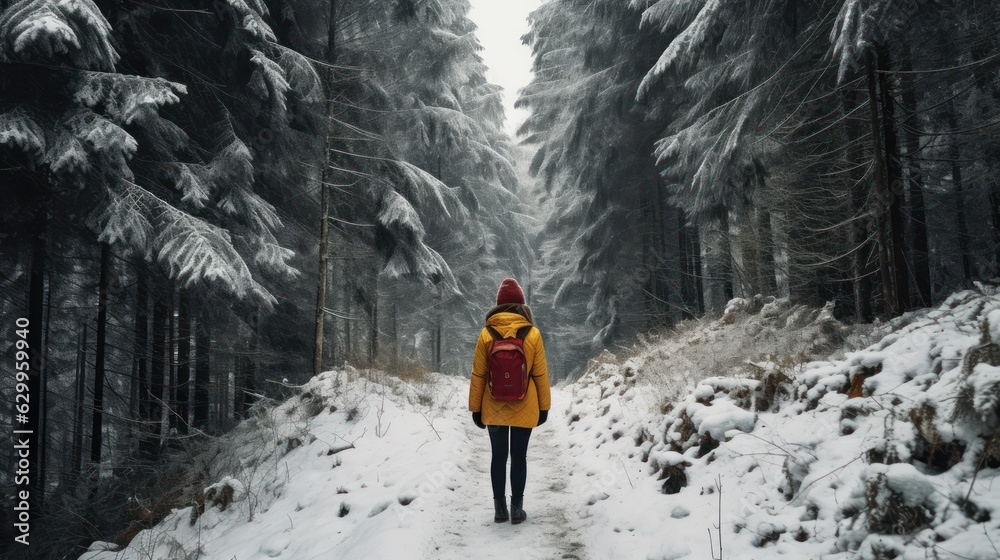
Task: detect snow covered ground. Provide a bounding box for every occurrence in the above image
[82,289,1000,560]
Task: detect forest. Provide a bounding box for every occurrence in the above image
[2,0,999,558]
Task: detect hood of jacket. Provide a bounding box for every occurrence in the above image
[485,304,533,339]
[486,303,533,323]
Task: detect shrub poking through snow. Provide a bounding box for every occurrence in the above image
[204,477,242,513]
[862,464,936,535]
[652,452,691,494]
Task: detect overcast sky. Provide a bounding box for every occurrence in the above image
[467,0,545,137]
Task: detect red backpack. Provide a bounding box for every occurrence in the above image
[486,325,532,401]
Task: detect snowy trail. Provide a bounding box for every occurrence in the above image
[81,370,690,560]
[422,387,591,560]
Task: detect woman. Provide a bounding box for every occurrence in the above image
[468,277,551,525]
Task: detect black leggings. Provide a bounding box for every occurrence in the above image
[487,425,532,500]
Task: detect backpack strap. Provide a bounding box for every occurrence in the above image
[486,325,533,340]
[485,325,503,340]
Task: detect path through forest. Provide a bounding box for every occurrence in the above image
[420,388,591,560]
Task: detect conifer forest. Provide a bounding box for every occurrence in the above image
[2,0,1000,558]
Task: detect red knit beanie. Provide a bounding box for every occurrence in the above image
[496,278,525,305]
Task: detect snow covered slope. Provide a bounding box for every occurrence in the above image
[79,368,602,560]
[82,289,1000,560]
[564,288,1000,559]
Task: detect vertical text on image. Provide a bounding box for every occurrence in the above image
[13,316,32,546]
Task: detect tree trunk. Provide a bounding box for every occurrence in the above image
[176,290,190,434]
[314,0,338,375]
[990,188,1000,276]
[90,243,111,467]
[73,324,87,479]
[739,210,762,298]
[168,292,176,434]
[970,35,1000,276]
[314,181,331,375]
[236,314,258,419]
[877,45,910,314]
[134,268,149,443]
[948,112,973,283]
[219,356,230,428]
[344,278,352,362]
[369,274,378,366]
[640,188,654,327]
[757,206,778,297]
[692,221,705,315]
[24,213,46,511]
[842,85,875,322]
[147,290,167,458]
[658,182,671,320]
[391,303,398,371]
[719,212,735,301]
[866,49,899,316]
[898,50,932,307]
[193,308,211,430]
[39,280,52,504]
[332,262,346,364]
[678,208,695,319]
[434,296,442,371]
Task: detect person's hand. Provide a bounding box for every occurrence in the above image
[537,410,548,426]
[472,411,486,429]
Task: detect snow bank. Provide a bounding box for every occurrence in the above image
[79,366,469,560]
[560,287,1000,559]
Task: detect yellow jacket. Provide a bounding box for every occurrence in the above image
[468,309,551,428]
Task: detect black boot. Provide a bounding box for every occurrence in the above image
[493,497,509,523]
[510,495,527,525]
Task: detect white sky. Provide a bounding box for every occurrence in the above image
[467,0,545,137]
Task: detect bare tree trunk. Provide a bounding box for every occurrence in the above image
[344,278,352,363]
[757,206,777,297]
[39,280,52,504]
[719,212,734,301]
[219,356,230,429]
[434,294,442,371]
[73,324,87,479]
[739,209,762,298]
[236,314,259,419]
[990,188,1000,276]
[866,49,899,316]
[678,208,695,319]
[657,182,672,320]
[90,243,110,467]
[898,50,932,306]
[168,292,176,434]
[842,85,875,321]
[640,188,654,327]
[176,290,190,434]
[134,268,149,445]
[314,182,331,375]
[25,212,46,511]
[877,46,910,313]
[391,302,398,371]
[970,36,1000,277]
[327,257,336,365]
[193,308,210,431]
[314,0,338,376]
[369,274,378,366]
[147,289,167,458]
[948,111,973,283]
[691,221,705,315]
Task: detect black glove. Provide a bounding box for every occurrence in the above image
[472,411,486,429]
[537,410,548,426]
